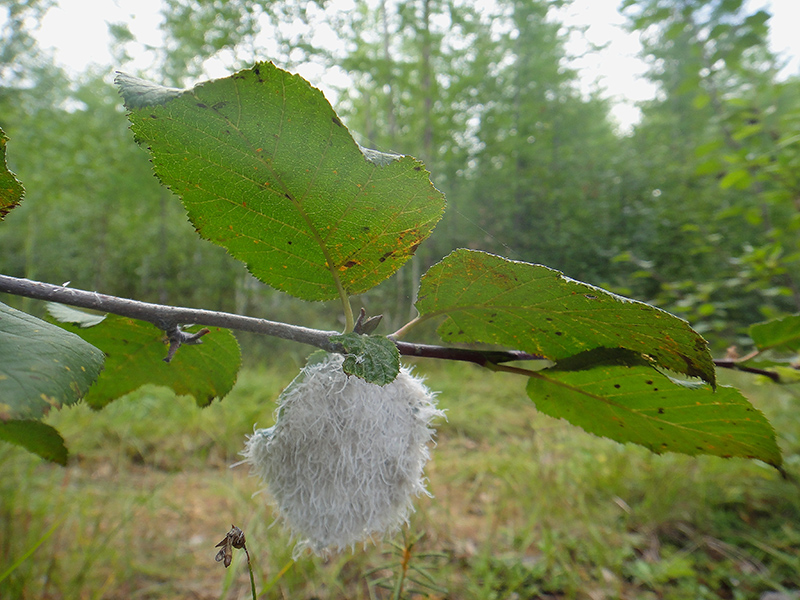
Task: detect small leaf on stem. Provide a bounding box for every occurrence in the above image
[331,333,401,385]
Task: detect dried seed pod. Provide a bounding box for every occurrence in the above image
[243,353,443,555]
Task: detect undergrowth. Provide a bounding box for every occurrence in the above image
[1,361,798,599]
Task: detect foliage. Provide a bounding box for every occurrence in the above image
[0,302,103,463]
[0,127,22,219]
[527,361,780,464]
[417,249,715,383]
[332,332,400,384]
[0,59,787,471]
[117,65,445,303]
[612,0,800,339]
[0,303,103,420]
[51,307,241,409]
[1,1,800,593]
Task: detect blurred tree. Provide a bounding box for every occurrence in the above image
[110,0,325,85]
[7,0,797,348]
[614,0,800,342]
[330,0,505,323]
[460,0,619,281]
[0,1,250,311]
[0,0,53,84]
[0,72,246,309]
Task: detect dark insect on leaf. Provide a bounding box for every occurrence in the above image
[214,524,246,568]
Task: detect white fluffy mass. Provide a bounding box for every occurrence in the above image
[243,353,443,555]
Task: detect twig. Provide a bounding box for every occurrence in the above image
[163,326,209,363]
[1,274,789,380]
[712,359,783,383]
[0,274,538,366]
[0,274,338,349]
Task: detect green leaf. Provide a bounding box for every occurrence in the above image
[0,128,24,221]
[527,363,782,467]
[416,249,715,385]
[694,158,723,176]
[694,139,723,157]
[550,347,653,371]
[55,315,241,408]
[116,64,445,301]
[330,333,400,385]
[47,303,106,328]
[692,93,710,110]
[732,122,763,141]
[749,314,800,353]
[771,366,800,384]
[0,302,104,421]
[719,169,752,190]
[0,420,68,465]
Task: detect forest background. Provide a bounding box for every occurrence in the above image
[2,1,800,598]
[3,0,800,358]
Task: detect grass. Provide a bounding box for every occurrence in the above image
[1,359,799,599]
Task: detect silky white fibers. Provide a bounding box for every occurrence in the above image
[243,353,443,555]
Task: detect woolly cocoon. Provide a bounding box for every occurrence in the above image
[243,353,443,555]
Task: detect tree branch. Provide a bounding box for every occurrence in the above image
[0,274,539,366]
[711,359,783,383]
[0,274,791,381]
[0,274,340,350]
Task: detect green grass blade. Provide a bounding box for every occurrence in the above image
[0,518,64,584]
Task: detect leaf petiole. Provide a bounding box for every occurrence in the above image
[335,279,355,333]
[390,314,436,340]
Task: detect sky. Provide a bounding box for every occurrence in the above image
[28,0,800,130]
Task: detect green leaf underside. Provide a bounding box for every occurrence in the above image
[0,128,24,220]
[47,303,107,328]
[749,314,800,353]
[417,249,715,385]
[527,364,781,467]
[331,333,401,385]
[0,303,104,421]
[117,63,445,301]
[57,316,241,409]
[0,420,68,465]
